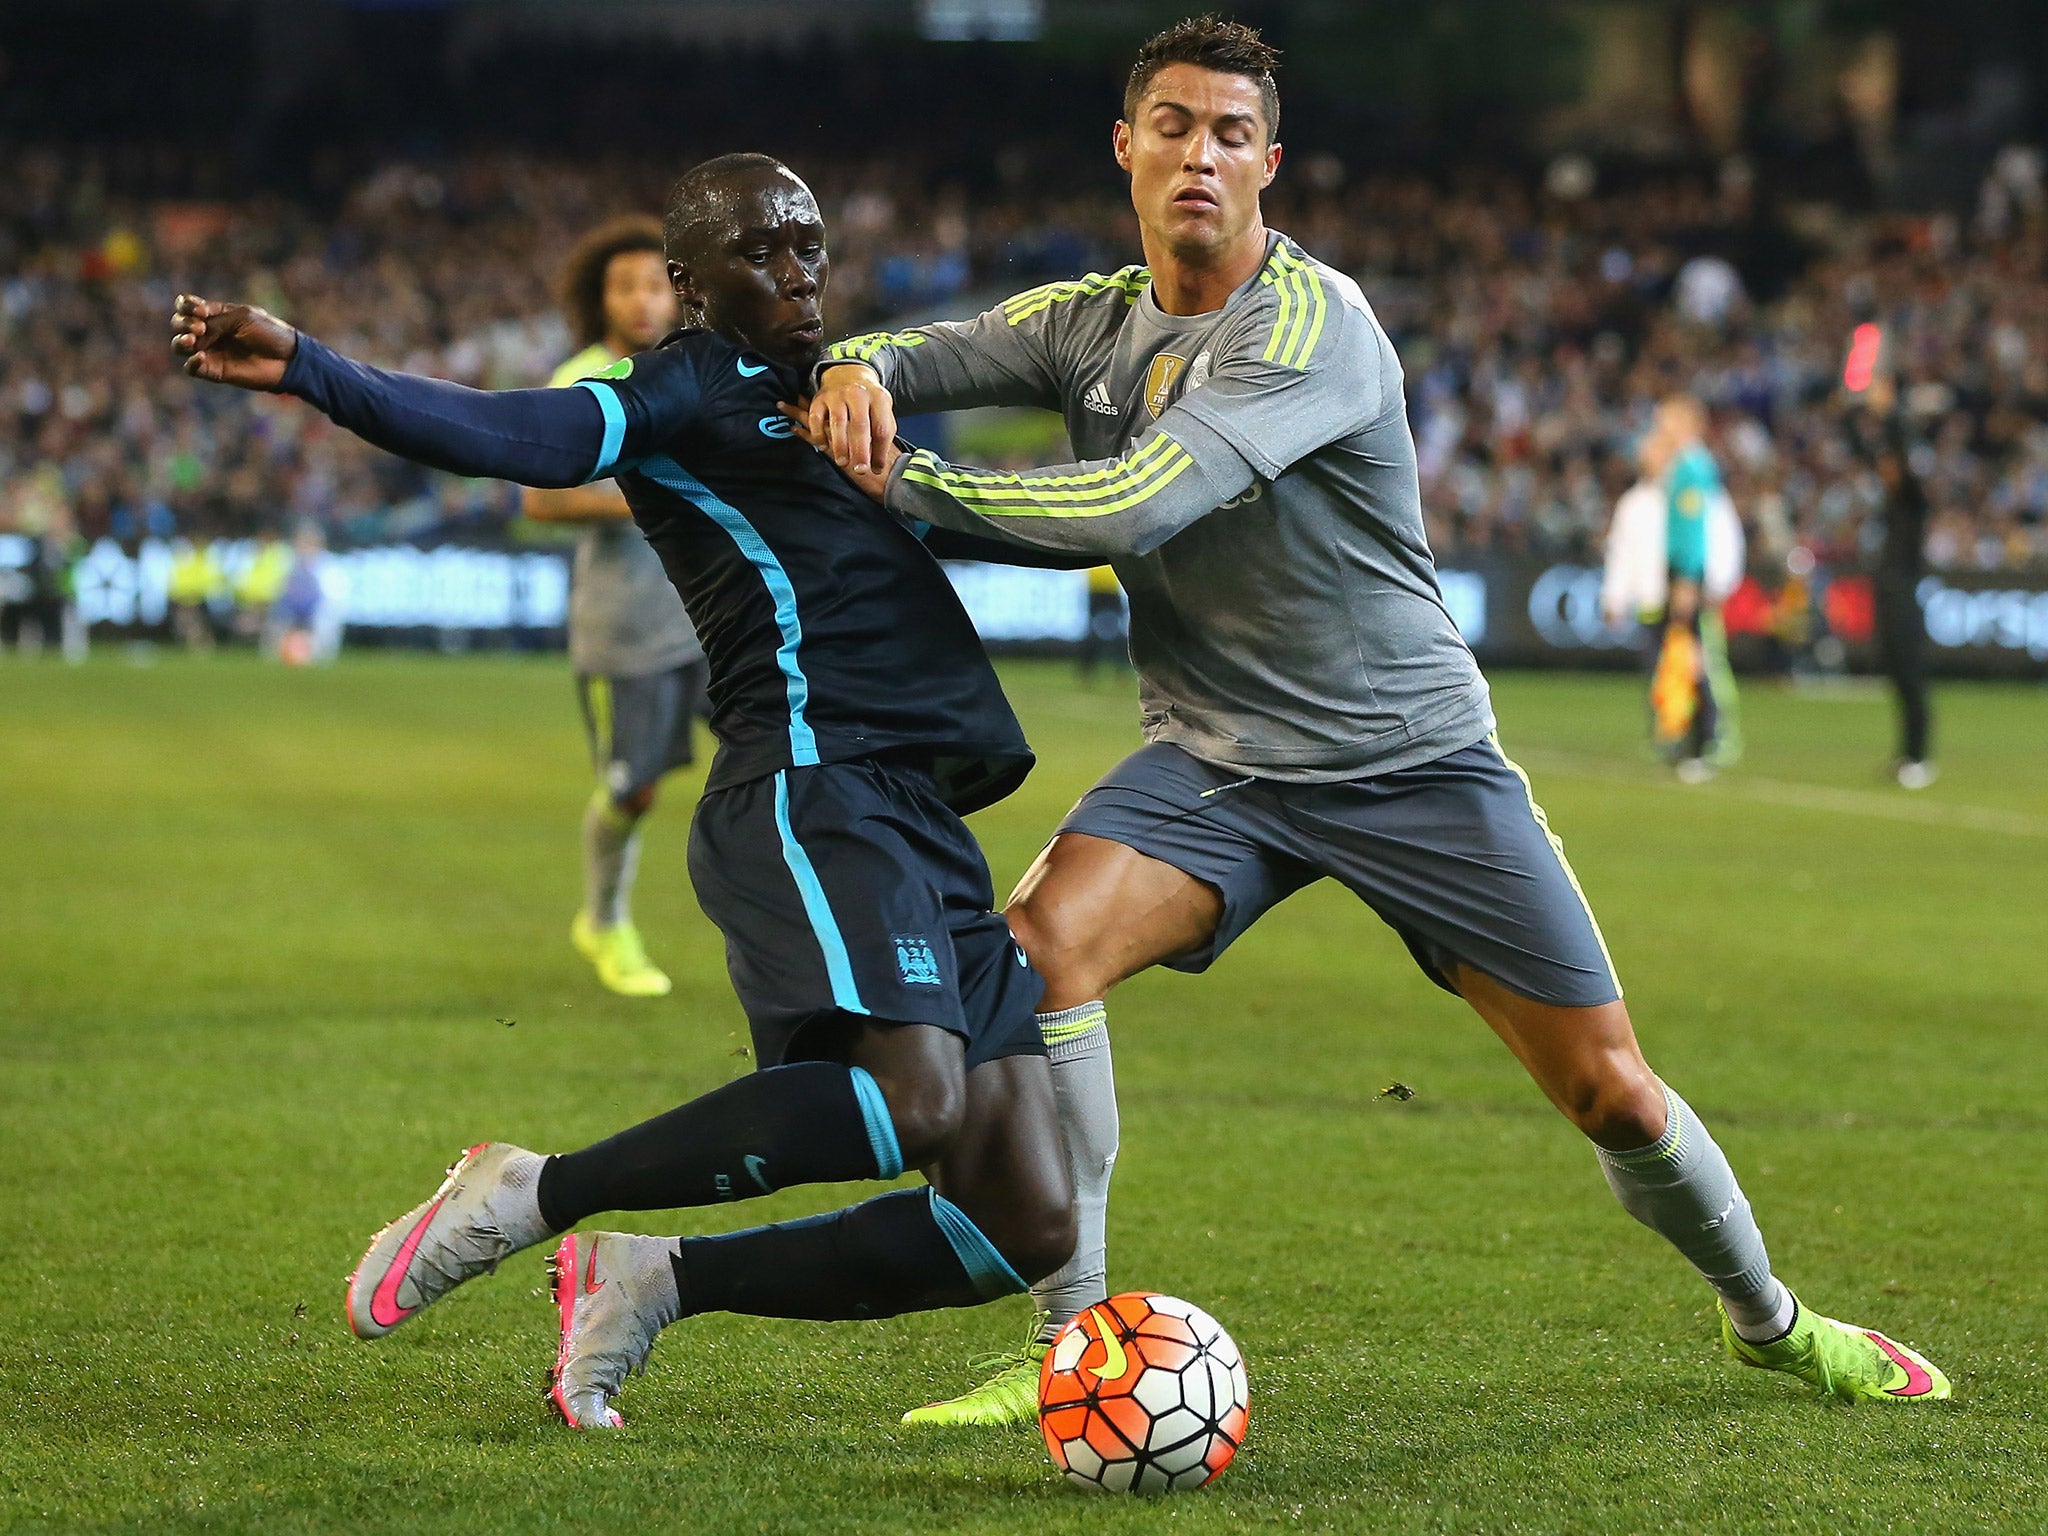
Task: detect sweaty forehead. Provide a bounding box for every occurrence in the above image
[714,170,821,235]
[1136,62,1267,122]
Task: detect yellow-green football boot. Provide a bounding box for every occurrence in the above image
[1721,1294,1950,1403]
[571,912,672,998]
[901,1312,1051,1428]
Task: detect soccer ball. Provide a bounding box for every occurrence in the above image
[1038,1292,1248,1493]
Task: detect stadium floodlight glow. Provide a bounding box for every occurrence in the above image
[919,0,1042,42]
[1843,322,1883,392]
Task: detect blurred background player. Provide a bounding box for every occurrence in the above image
[1639,396,1742,781]
[1075,564,1130,681]
[1604,421,1745,766]
[1847,336,1938,788]
[522,217,706,998]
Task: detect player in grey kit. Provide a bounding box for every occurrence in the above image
[527,218,708,998]
[806,16,1949,1422]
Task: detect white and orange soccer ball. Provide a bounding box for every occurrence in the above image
[1038,1291,1249,1494]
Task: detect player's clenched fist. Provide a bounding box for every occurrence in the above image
[171,294,299,391]
[806,362,897,476]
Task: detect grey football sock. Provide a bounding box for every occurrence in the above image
[1597,1083,1791,1339]
[581,788,643,929]
[1030,1001,1118,1344]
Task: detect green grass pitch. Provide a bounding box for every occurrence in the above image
[4,656,2045,1534]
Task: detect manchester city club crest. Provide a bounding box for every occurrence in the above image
[893,934,943,987]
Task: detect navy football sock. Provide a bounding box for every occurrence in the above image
[535,1062,902,1231]
[670,1187,1025,1321]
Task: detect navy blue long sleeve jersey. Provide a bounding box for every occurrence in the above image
[280,329,1036,813]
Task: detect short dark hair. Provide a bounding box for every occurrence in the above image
[663,152,791,268]
[1124,15,1281,143]
[558,215,665,350]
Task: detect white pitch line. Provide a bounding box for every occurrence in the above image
[1513,749,2048,839]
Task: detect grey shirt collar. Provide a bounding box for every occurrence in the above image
[1134,229,1285,334]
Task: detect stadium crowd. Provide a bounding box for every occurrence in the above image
[4,140,2047,589]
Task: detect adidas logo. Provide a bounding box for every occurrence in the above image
[1082,380,1119,415]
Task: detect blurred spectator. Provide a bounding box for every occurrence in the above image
[166,532,224,651]
[1300,164,2048,574]
[272,525,345,666]
[0,499,84,660]
[233,525,291,643]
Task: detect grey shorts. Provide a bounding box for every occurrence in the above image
[576,660,709,799]
[1057,737,1622,1008]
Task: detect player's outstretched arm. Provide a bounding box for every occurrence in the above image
[880,414,1259,559]
[170,295,677,488]
[863,307,1378,557]
[815,285,1079,444]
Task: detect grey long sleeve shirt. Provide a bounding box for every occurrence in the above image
[831,234,1494,781]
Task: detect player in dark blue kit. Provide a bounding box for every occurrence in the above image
[171,155,1079,1430]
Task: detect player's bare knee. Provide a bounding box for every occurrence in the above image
[874,1068,965,1166]
[990,1188,1079,1286]
[1005,904,1112,1004]
[1571,1070,1667,1150]
[1001,903,1057,972]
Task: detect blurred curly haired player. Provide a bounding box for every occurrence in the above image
[526,217,709,998]
[807,13,1950,1423]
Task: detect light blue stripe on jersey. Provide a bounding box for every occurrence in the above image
[639,454,819,764]
[574,380,627,479]
[846,1066,903,1178]
[927,1189,1026,1299]
[772,770,868,1016]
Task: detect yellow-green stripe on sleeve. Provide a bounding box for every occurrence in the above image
[900,439,1196,517]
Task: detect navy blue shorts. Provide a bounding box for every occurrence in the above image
[1058,737,1622,1009]
[689,757,1047,1069]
